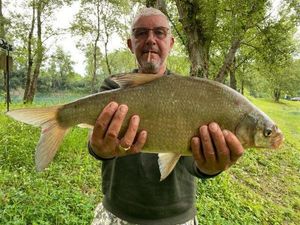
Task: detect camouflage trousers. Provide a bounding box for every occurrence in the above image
[91,203,198,225]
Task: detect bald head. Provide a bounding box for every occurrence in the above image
[131,7,170,31]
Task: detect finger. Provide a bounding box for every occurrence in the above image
[105,104,128,142]
[208,123,230,167]
[200,125,216,163]
[119,115,140,149]
[223,130,244,163]
[191,137,205,165]
[130,130,147,154]
[92,102,119,139]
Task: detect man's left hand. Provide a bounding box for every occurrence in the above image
[191,122,244,176]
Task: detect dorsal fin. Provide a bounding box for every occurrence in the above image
[110,73,163,88]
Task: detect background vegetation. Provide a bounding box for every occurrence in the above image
[0,0,299,102]
[0,0,300,224]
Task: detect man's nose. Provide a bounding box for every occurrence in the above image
[145,30,156,45]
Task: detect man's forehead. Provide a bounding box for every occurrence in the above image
[132,15,170,29]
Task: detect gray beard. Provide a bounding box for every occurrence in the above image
[140,62,160,73]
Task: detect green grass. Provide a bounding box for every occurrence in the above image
[0,106,101,224]
[0,97,299,224]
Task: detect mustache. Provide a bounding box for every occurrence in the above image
[142,49,159,54]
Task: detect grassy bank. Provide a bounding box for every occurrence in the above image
[0,98,299,224]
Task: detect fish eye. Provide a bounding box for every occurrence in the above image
[263,128,273,137]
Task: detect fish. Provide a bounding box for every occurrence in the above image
[6,73,284,180]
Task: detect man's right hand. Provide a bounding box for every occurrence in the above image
[89,101,147,159]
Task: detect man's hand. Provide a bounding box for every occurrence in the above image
[90,101,147,159]
[191,122,244,176]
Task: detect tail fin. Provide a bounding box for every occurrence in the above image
[6,106,69,171]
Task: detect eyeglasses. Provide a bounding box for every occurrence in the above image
[132,27,170,40]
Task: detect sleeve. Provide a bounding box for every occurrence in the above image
[88,140,115,161]
[88,77,120,161]
[181,156,221,179]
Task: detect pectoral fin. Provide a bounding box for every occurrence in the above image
[158,153,181,181]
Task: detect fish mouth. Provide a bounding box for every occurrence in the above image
[270,131,284,149]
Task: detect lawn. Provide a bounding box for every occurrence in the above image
[0,97,299,225]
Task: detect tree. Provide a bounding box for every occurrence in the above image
[0,0,10,101]
[83,43,103,89]
[71,0,131,92]
[23,0,41,104]
[240,0,300,101]
[23,0,74,103]
[0,0,4,38]
[100,48,136,75]
[43,46,76,90]
[6,0,73,103]
[173,0,272,81]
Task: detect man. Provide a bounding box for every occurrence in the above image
[89,7,244,225]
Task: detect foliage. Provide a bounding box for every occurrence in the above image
[168,0,300,100]
[99,48,136,74]
[167,52,190,75]
[1,0,299,101]
[71,0,133,91]
[84,44,102,71]
[39,46,80,92]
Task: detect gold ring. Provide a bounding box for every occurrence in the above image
[119,144,131,152]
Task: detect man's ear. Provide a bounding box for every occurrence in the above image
[169,36,175,50]
[127,39,134,53]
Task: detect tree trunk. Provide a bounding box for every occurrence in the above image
[91,0,101,93]
[158,0,186,48]
[274,88,280,102]
[175,0,216,78]
[241,79,244,95]
[91,38,98,93]
[215,39,241,83]
[103,15,111,76]
[143,0,187,49]
[146,0,156,7]
[229,57,237,90]
[0,0,9,101]
[0,0,4,38]
[23,2,35,103]
[24,0,43,104]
